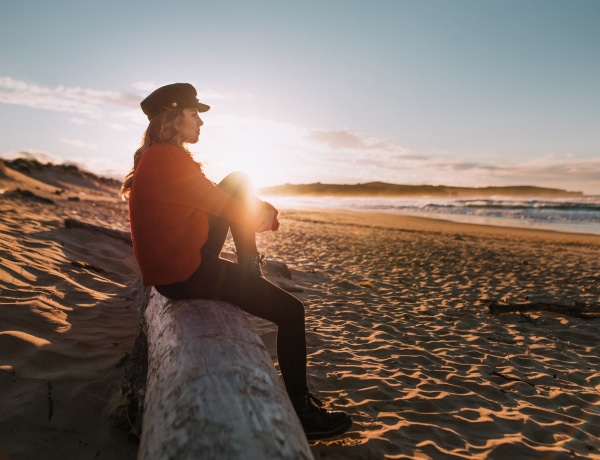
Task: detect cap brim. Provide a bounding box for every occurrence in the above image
[196,102,210,112]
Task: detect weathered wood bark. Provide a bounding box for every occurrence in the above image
[138,288,313,460]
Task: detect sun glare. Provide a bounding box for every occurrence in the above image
[198,115,309,189]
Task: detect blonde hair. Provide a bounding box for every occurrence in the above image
[120,108,189,198]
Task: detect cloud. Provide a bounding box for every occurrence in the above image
[132,81,159,92]
[439,156,600,183]
[436,161,500,172]
[105,122,128,132]
[59,137,98,150]
[421,154,600,193]
[301,127,600,192]
[500,158,600,185]
[0,76,140,116]
[400,154,432,161]
[0,149,64,164]
[306,128,398,152]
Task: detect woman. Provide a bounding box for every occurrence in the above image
[121,83,352,440]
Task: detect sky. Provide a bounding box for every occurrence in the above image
[1,0,599,194]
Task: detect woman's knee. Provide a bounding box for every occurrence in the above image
[285,295,306,322]
[218,171,254,198]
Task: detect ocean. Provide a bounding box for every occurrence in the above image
[263,195,600,236]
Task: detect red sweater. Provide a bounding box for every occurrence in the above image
[129,144,255,286]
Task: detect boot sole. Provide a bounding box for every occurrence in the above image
[305,416,353,440]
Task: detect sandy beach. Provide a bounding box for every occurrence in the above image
[1,163,600,459]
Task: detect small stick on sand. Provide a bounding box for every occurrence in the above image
[64,218,132,246]
[492,371,536,387]
[47,382,53,421]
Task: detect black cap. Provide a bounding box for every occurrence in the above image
[140,83,210,120]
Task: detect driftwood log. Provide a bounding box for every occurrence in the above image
[138,287,313,460]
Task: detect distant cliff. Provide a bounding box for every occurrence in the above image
[259,182,584,197]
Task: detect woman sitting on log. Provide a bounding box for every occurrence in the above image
[120,83,352,440]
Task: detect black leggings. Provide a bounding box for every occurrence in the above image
[155,172,307,398]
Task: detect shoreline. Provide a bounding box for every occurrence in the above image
[262,191,600,237]
[278,207,600,246]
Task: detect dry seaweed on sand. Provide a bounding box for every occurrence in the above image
[488,300,600,319]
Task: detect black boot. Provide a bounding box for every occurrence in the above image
[236,253,265,277]
[291,392,353,440]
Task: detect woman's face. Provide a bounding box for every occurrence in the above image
[180,108,203,144]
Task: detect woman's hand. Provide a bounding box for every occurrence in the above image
[255,201,279,232]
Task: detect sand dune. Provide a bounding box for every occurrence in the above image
[0,163,139,459]
[1,163,599,459]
